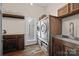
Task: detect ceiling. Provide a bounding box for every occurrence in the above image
[32,3,66,8]
[34,3,51,7]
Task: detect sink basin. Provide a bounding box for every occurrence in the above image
[56,35,70,38]
[56,35,79,41]
[61,35,70,38]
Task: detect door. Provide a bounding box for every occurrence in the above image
[53,39,65,56]
[49,16,62,36]
[0,3,2,55]
[25,17,37,45]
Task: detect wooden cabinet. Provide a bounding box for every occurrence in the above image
[17,35,24,50]
[48,38,54,56]
[53,39,65,56]
[58,3,79,18]
[70,3,79,12]
[49,37,79,56]
[48,15,62,56]
[3,39,17,53]
[3,34,24,53]
[49,15,62,35]
[58,4,70,16]
[49,38,65,56]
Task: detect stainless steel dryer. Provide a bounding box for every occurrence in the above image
[37,16,49,55]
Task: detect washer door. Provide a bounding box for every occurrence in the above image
[41,23,47,33]
[41,20,47,33]
[40,20,48,42]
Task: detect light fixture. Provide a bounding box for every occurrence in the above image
[30,3,33,6]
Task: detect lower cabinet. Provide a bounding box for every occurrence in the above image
[53,39,65,56]
[49,38,66,56]
[49,37,79,56]
[3,39,17,53]
[17,37,24,50]
[49,38,64,56]
[3,34,24,53]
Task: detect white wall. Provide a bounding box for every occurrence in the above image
[62,14,79,38]
[2,3,46,34]
[2,17,25,34]
[46,3,66,16]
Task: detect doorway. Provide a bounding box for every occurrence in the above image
[25,17,37,45]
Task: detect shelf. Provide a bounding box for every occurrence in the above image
[3,13,24,19]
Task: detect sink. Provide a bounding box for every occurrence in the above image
[61,35,70,38]
[56,35,79,41]
[56,35,70,38]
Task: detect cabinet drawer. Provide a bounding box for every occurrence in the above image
[3,35,16,39]
[3,39,17,53]
[58,4,70,16]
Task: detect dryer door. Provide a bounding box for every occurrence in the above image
[40,20,48,42]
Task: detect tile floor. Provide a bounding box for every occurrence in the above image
[3,44,47,56]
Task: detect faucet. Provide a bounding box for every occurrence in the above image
[69,22,74,37]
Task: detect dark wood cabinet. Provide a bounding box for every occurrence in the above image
[48,15,62,56]
[3,39,17,53]
[58,3,79,18]
[49,38,65,56]
[3,34,24,53]
[53,39,65,56]
[49,15,62,35]
[17,35,24,50]
[49,37,79,56]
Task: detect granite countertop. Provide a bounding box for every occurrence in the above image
[3,34,24,35]
[52,35,79,47]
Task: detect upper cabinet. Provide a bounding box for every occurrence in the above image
[70,3,79,12]
[49,15,62,35]
[58,4,70,17]
[58,3,79,18]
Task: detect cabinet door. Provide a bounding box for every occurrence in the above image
[18,38,24,50]
[49,16,62,35]
[3,39,17,53]
[58,4,70,16]
[48,37,54,56]
[70,3,79,12]
[54,39,65,56]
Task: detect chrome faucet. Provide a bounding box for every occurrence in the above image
[69,22,74,37]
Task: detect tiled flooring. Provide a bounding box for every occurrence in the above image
[3,44,47,56]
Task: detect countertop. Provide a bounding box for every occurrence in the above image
[3,34,24,35]
[52,35,79,48]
